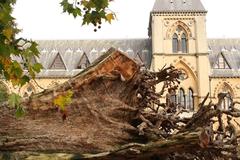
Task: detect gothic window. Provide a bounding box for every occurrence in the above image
[221,95,231,110]
[219,84,233,110]
[178,88,185,108]
[177,88,194,111]
[181,33,187,53]
[172,26,188,53]
[187,89,194,111]
[172,33,178,53]
[0,82,8,103]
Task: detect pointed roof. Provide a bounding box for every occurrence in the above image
[49,53,66,70]
[212,53,231,69]
[152,0,206,13]
[77,52,90,69]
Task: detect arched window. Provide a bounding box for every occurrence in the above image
[221,95,231,110]
[172,26,188,53]
[0,82,9,103]
[181,33,187,53]
[188,89,194,111]
[172,33,178,53]
[219,83,233,110]
[179,88,185,108]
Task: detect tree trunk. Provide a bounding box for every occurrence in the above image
[0,48,239,159]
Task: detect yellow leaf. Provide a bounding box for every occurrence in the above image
[53,90,73,111]
[3,28,13,40]
[106,13,114,24]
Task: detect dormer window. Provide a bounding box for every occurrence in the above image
[213,54,230,69]
[172,26,188,53]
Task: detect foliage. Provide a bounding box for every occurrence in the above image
[53,90,73,120]
[60,0,115,31]
[0,1,43,87]
[0,0,114,88]
[53,90,73,111]
[8,92,25,118]
[0,83,8,103]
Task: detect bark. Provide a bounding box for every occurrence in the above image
[0,48,239,159]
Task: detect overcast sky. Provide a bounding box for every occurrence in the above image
[13,0,240,40]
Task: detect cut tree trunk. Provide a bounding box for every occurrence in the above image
[0,48,239,160]
[0,48,142,153]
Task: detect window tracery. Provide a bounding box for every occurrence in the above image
[172,88,194,111]
[172,26,188,53]
[219,84,233,110]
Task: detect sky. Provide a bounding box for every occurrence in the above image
[12,0,240,40]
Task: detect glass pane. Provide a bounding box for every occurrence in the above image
[181,35,187,53]
[189,89,194,111]
[179,89,185,108]
[172,34,178,53]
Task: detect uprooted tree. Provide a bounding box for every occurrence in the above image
[0,48,240,159]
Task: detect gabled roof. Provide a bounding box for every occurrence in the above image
[208,39,240,78]
[152,0,206,13]
[34,39,152,78]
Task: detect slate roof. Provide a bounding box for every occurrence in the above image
[33,39,152,78]
[152,0,206,13]
[17,38,240,78]
[208,39,240,78]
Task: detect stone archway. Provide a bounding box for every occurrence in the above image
[174,60,198,110]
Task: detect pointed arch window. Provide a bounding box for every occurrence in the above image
[172,33,178,53]
[181,33,187,53]
[187,89,194,111]
[178,88,185,108]
[172,26,188,53]
[177,88,194,111]
[219,84,233,110]
[221,95,231,110]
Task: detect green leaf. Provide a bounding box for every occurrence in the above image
[0,43,10,56]
[8,93,21,108]
[11,61,23,78]
[32,63,43,73]
[29,42,40,56]
[19,75,30,86]
[3,27,13,40]
[15,106,25,118]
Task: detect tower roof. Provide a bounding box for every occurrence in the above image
[152,0,206,13]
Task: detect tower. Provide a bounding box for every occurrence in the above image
[149,0,210,109]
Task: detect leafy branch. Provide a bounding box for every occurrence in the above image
[60,0,115,31]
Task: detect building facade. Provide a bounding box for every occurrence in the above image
[1,0,240,110]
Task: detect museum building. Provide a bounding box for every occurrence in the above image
[1,0,240,111]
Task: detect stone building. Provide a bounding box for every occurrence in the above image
[1,0,240,111]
